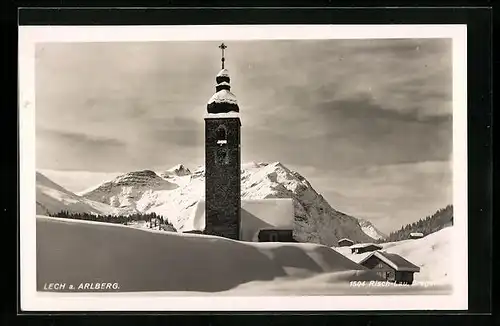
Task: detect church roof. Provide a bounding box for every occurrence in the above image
[207,66,239,113]
[207,89,239,106]
[181,198,295,241]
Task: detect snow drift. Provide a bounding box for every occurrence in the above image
[36,216,452,295]
[379,227,453,283]
[36,215,376,293]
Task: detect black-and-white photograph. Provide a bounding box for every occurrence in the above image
[19,25,468,311]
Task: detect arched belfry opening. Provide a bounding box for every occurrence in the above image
[216,125,227,144]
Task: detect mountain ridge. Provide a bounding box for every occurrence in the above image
[36,162,384,246]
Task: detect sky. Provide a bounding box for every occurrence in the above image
[35,39,453,233]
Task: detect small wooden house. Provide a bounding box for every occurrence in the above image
[350,243,383,254]
[359,251,420,284]
[338,238,354,247]
[409,232,424,239]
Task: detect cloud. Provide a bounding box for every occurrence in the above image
[36,128,127,172]
[234,38,452,123]
[37,128,125,149]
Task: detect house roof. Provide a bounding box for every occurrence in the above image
[410,232,424,237]
[350,243,383,249]
[181,198,295,241]
[338,238,354,243]
[359,251,421,272]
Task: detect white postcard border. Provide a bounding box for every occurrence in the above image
[19,24,468,311]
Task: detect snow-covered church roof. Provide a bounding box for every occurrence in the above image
[207,89,238,105]
[207,68,240,114]
[181,198,295,241]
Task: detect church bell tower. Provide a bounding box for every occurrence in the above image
[204,43,241,240]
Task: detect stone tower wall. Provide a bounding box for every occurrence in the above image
[204,117,241,239]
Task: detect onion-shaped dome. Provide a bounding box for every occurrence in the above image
[207,69,239,114]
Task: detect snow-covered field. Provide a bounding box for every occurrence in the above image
[36,215,451,295]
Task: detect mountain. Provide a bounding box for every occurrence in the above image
[82,170,179,212]
[79,162,375,246]
[357,218,387,240]
[36,172,129,216]
[160,164,191,178]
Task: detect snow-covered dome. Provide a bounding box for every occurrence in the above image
[216,68,230,77]
[207,68,239,114]
[215,81,231,92]
[215,68,231,85]
[207,89,238,106]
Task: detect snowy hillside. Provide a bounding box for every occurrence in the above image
[334,226,453,284]
[36,215,451,295]
[36,172,129,216]
[78,162,375,246]
[358,218,387,240]
[379,226,453,283]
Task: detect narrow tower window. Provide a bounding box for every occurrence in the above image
[216,125,228,145]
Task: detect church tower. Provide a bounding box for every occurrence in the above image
[204,43,241,240]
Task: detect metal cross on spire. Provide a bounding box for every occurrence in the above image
[219,43,227,69]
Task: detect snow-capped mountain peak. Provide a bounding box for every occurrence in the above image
[81,170,178,211]
[357,218,388,240]
[160,164,192,178]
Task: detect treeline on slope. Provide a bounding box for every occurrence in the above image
[382,205,453,242]
[48,210,177,231]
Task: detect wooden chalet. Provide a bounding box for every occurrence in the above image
[359,251,421,284]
